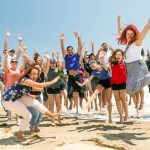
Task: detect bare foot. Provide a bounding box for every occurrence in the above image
[120,116,123,123]
[34,127,40,132]
[139,102,144,110]
[124,115,128,122]
[15,136,26,142]
[109,118,113,123]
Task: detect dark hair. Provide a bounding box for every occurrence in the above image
[110,49,125,64]
[88,53,95,59]
[16,66,40,83]
[67,46,73,51]
[101,43,107,46]
[33,51,41,61]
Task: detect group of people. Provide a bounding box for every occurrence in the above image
[0,15,150,142]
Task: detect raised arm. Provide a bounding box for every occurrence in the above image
[91,41,94,54]
[83,47,89,64]
[109,45,114,53]
[95,47,104,61]
[20,52,27,73]
[44,55,50,78]
[4,31,10,51]
[60,33,67,58]
[16,35,23,59]
[3,51,9,73]
[56,52,63,71]
[135,18,150,45]
[117,15,123,37]
[18,45,33,66]
[74,32,82,56]
[99,51,110,70]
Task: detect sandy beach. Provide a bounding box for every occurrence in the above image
[0,87,150,150]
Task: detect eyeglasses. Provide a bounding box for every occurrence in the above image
[11,61,18,64]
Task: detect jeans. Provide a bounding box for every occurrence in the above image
[28,95,43,128]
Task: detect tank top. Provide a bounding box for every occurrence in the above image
[5,68,21,88]
[125,43,142,63]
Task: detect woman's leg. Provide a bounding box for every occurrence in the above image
[119,90,128,121]
[106,88,112,123]
[55,94,62,125]
[19,95,60,119]
[84,84,104,109]
[2,100,32,141]
[48,94,55,126]
[139,88,144,110]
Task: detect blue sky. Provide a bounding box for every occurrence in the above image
[0,0,150,62]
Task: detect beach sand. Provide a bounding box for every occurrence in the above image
[0,87,150,150]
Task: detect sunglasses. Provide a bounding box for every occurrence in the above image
[11,61,18,64]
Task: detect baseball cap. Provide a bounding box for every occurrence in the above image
[50,59,56,63]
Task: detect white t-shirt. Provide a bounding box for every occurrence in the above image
[125,43,142,63]
[100,50,112,63]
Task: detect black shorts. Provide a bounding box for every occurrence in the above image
[111,83,126,90]
[67,74,84,98]
[47,88,61,95]
[99,78,111,89]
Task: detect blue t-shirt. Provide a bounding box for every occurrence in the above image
[65,53,80,72]
[91,65,111,80]
[2,77,31,102]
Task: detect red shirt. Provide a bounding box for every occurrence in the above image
[111,62,127,84]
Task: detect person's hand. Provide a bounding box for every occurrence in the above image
[99,52,105,60]
[60,33,65,40]
[55,52,59,59]
[76,81,83,87]
[118,15,121,20]
[18,34,22,41]
[90,40,94,46]
[52,76,60,84]
[109,45,113,51]
[74,32,80,39]
[6,31,10,37]
[99,46,104,52]
[3,50,8,57]
[17,45,23,52]
[85,47,89,53]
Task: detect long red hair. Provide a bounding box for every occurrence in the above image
[118,24,140,46]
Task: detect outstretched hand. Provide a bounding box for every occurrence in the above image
[6,31,10,37]
[18,34,22,41]
[90,40,94,46]
[60,33,65,40]
[74,32,80,39]
[85,47,89,52]
[76,81,83,87]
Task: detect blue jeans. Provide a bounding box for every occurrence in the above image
[27,95,43,128]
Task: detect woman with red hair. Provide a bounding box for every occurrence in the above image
[117,16,150,96]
